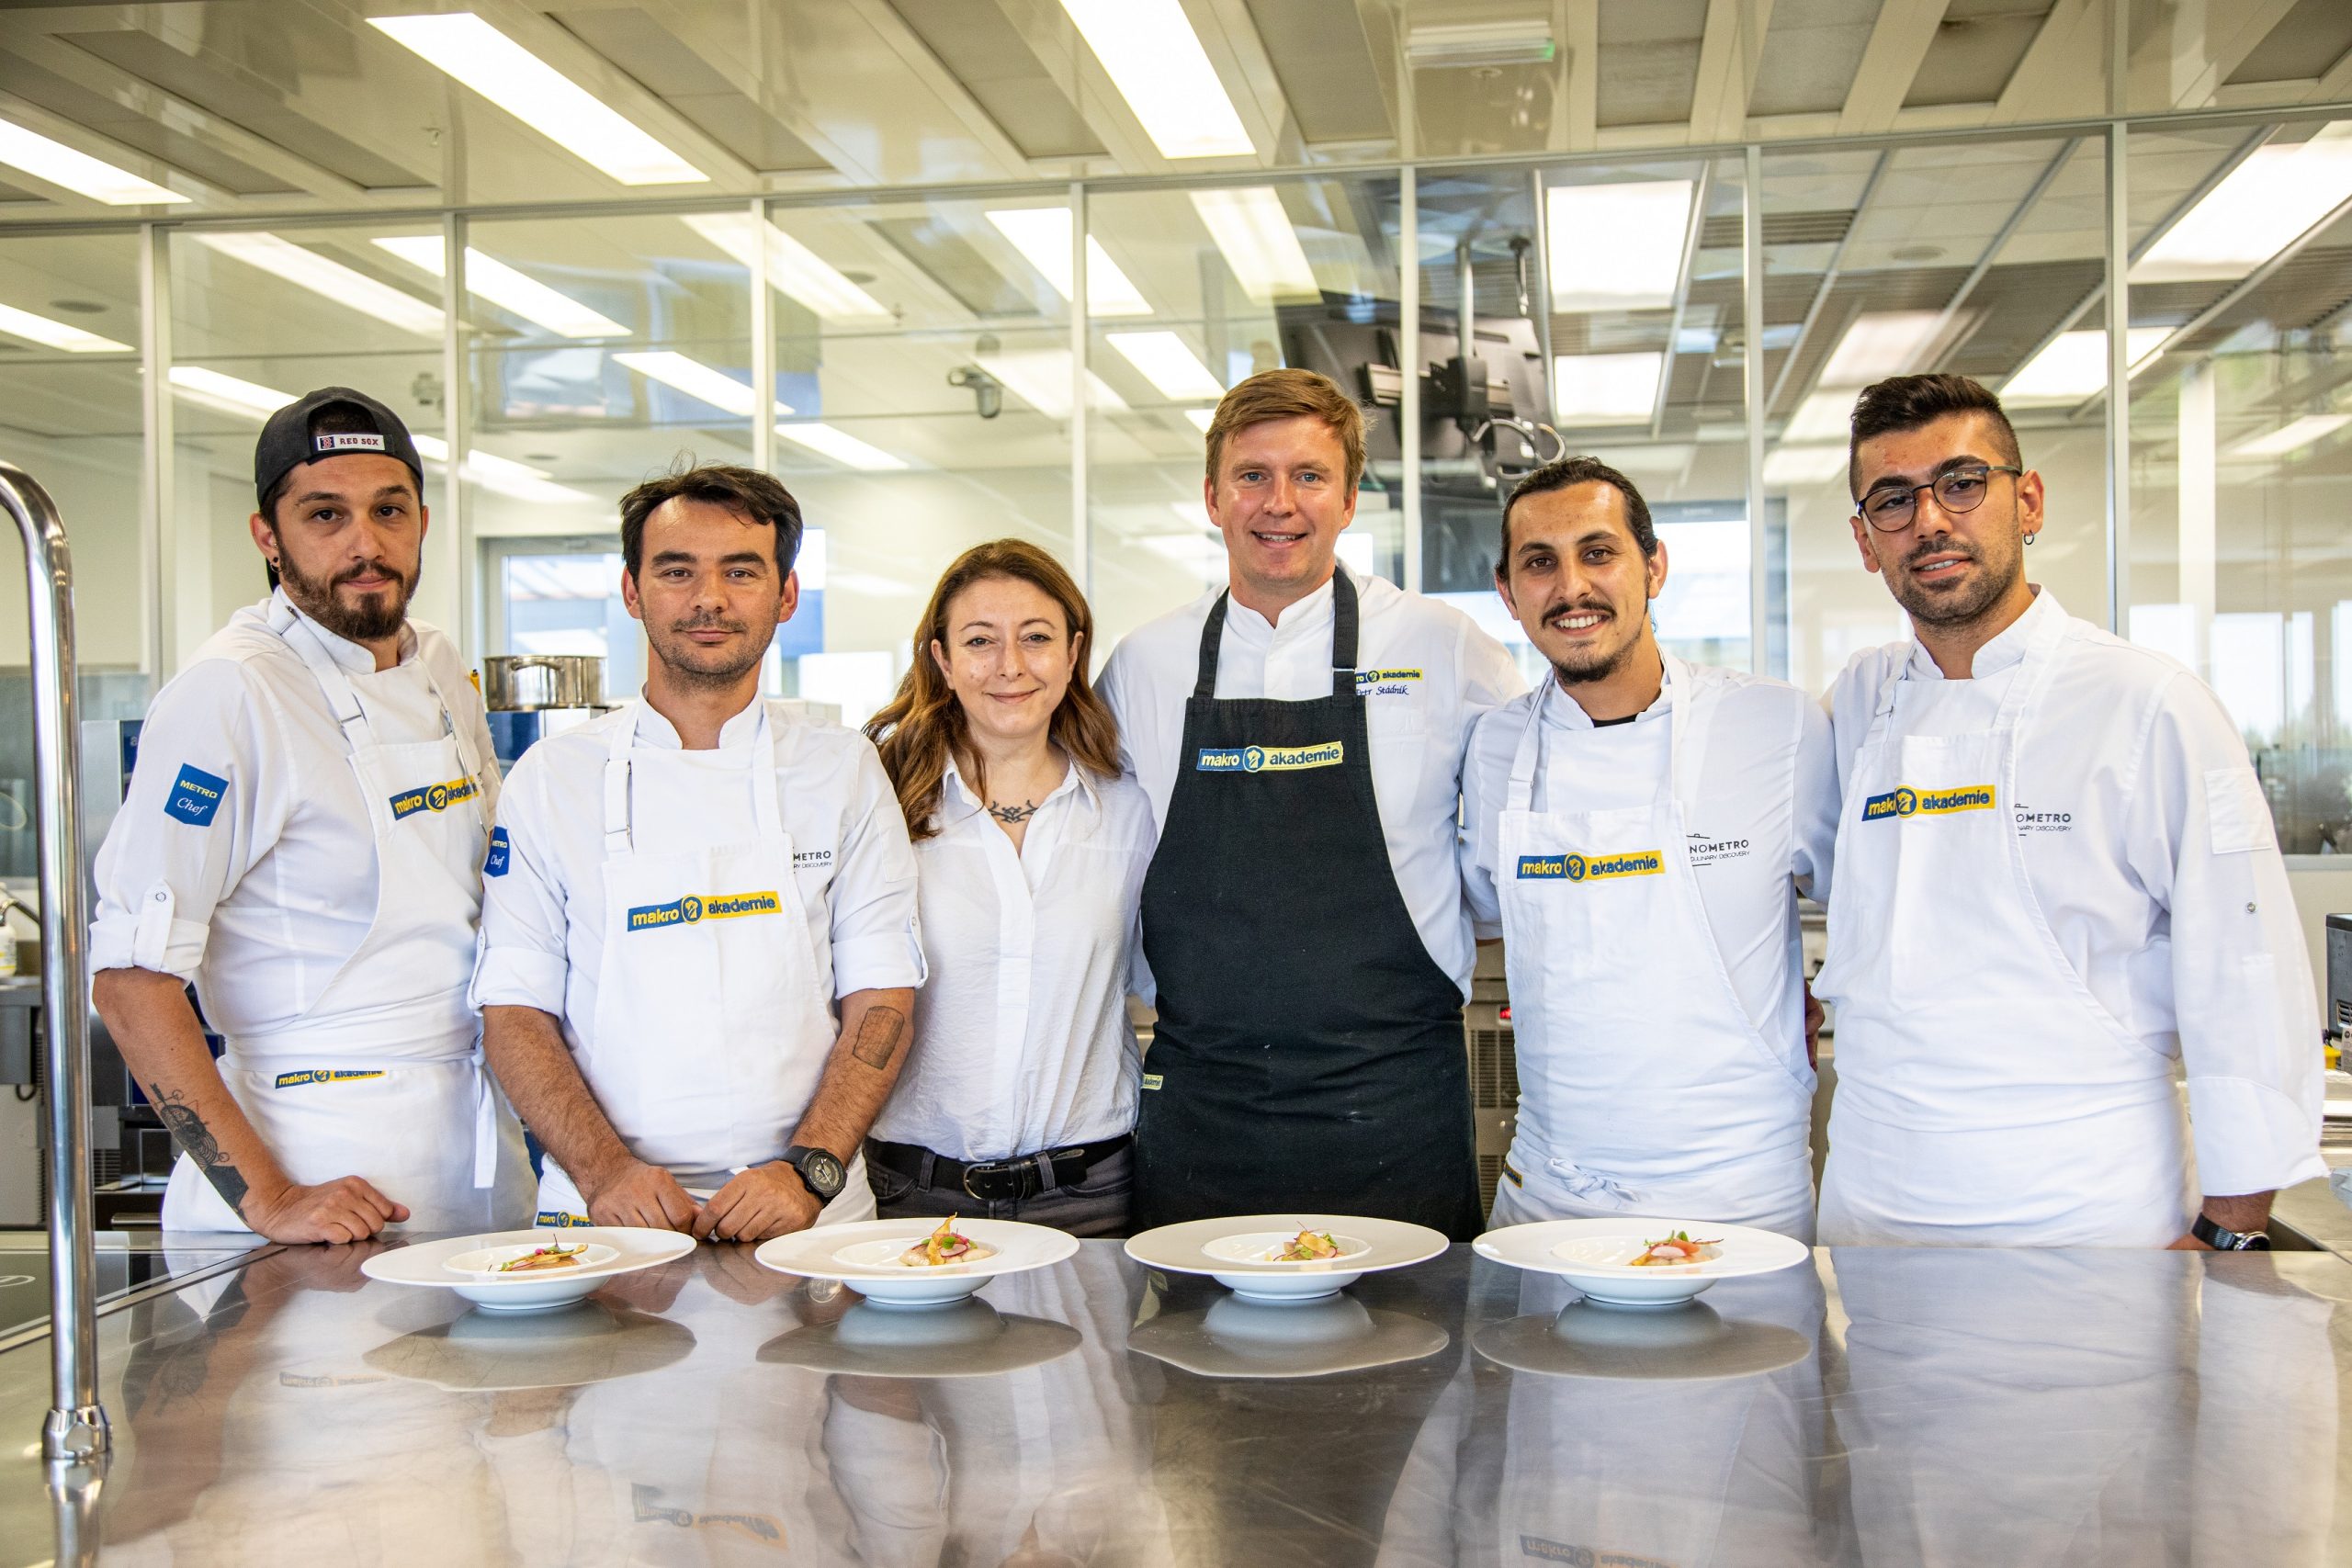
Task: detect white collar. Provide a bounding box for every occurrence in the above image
[269,587,417,674]
[1219,566,1345,644]
[1541,653,1676,732]
[942,750,1093,824]
[628,691,766,751]
[1903,584,2057,682]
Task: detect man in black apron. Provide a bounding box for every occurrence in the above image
[1100,370,1522,1239]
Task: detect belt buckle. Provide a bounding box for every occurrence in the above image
[961,1159,1022,1203]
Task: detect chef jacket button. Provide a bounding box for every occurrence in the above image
[2245,901,2256,914]
[153,891,168,903]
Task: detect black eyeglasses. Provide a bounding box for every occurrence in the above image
[1855,464,2022,532]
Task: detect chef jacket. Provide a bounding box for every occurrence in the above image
[1098,563,1524,998]
[91,589,497,1050]
[1824,587,2325,1199]
[1461,660,1838,1052]
[869,758,1155,1161]
[469,694,923,1043]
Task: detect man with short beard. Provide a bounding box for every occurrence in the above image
[91,388,529,1239]
[473,464,922,1241]
[1461,457,1837,1239]
[1814,373,2323,1248]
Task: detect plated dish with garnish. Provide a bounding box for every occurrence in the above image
[1472,1218,1810,1307]
[1124,1214,1448,1303]
[360,1227,697,1314]
[753,1216,1078,1307]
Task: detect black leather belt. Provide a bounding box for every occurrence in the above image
[866,1134,1131,1204]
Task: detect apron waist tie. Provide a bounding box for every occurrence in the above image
[1544,1158,1640,1206]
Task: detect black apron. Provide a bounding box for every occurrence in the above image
[1134,570,1483,1238]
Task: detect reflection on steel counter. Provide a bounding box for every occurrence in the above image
[0,1242,2344,1565]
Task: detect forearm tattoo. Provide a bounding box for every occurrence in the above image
[153,1087,248,1214]
[850,1006,907,1071]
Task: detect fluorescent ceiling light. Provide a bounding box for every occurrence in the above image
[2132,123,2352,285]
[372,236,624,338]
[974,347,1126,420]
[1762,445,1852,487]
[680,214,891,322]
[1107,331,1225,400]
[1553,352,1663,424]
[776,422,908,471]
[191,231,443,336]
[2229,412,2350,458]
[368,13,706,186]
[413,434,594,503]
[984,208,1150,317]
[611,350,790,419]
[1057,0,1253,160]
[1190,187,1317,303]
[1185,408,1216,433]
[1547,181,1693,312]
[0,118,185,205]
[2002,328,2169,402]
[0,300,127,353]
[1817,310,1947,388]
[1405,19,1556,68]
[1783,391,1853,442]
[169,366,294,420]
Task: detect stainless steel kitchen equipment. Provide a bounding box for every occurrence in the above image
[481,653,605,712]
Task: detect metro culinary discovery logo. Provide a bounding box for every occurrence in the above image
[1515,849,1665,883]
[1860,784,1996,823]
[389,776,481,820]
[626,889,784,932]
[1194,740,1345,773]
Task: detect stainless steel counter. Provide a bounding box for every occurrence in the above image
[5,1239,2352,1565]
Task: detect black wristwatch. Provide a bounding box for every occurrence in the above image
[2191,1213,2273,1251]
[782,1145,845,1202]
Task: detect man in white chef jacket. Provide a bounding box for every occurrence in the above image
[474,462,923,1242]
[91,386,529,1242]
[1814,372,2324,1248]
[1462,457,1836,1240]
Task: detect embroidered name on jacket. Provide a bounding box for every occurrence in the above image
[390,776,481,820]
[1194,741,1345,773]
[1516,850,1665,882]
[1860,784,1996,822]
[1354,667,1423,695]
[626,890,783,931]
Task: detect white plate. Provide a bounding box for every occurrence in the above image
[442,1241,621,1278]
[364,1300,696,1391]
[754,1218,1078,1307]
[760,1299,1082,1377]
[1472,1300,1810,1381]
[1125,1214,1448,1303]
[1472,1218,1809,1307]
[1128,1292,1451,1380]
[361,1226,696,1314]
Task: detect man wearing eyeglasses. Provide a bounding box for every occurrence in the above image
[1813,372,2323,1251]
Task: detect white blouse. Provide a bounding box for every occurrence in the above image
[870,757,1157,1161]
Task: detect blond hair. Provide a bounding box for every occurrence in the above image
[1203,367,1367,494]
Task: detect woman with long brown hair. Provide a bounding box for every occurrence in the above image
[862,538,1152,1235]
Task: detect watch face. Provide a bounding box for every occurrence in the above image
[805,1151,844,1197]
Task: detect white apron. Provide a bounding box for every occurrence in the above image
[163,606,528,1234]
[1812,605,2192,1247]
[1490,660,1817,1241]
[534,702,872,1227]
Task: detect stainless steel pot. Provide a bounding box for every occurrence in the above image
[481,654,605,712]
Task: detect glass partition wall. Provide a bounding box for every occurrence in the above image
[8,109,2346,847]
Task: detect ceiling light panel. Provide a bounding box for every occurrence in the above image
[1547,181,1693,312]
[776,422,909,471]
[0,300,128,353]
[192,232,443,336]
[1783,390,1855,442]
[2229,412,2349,458]
[974,347,1127,419]
[373,236,625,339]
[1107,331,1227,400]
[0,118,186,205]
[2002,328,2169,402]
[1762,445,1852,487]
[368,13,707,186]
[1184,408,1216,432]
[984,208,1151,317]
[1554,352,1664,423]
[611,351,790,418]
[2132,123,2352,285]
[681,214,891,322]
[1057,0,1255,160]
[414,434,595,503]
[1190,187,1318,302]
[1817,311,1947,387]
[169,367,295,420]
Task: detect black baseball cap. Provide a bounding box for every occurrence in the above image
[254,386,425,512]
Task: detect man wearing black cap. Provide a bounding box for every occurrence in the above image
[90,388,530,1240]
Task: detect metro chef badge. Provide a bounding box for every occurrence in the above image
[389,776,481,820]
[1195,741,1345,773]
[1860,784,1996,823]
[1516,850,1665,882]
[627,889,784,932]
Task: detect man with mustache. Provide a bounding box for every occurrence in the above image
[1813,373,2323,1247]
[1461,457,1836,1238]
[91,387,530,1239]
[473,463,922,1240]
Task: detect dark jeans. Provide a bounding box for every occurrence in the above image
[867,1144,1132,1238]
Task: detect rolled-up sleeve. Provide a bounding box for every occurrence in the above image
[469,755,571,1015]
[1790,694,1838,903]
[827,740,926,997]
[2131,674,2326,1198]
[89,661,274,980]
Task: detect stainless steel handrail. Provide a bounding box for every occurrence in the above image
[0,461,108,1461]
